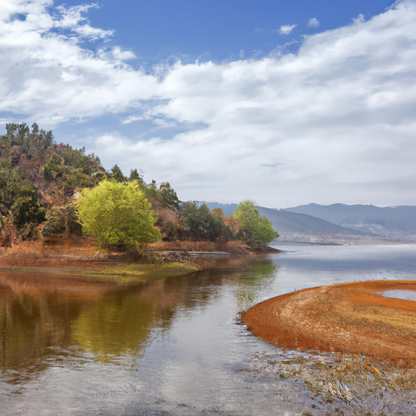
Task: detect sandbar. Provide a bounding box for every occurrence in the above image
[242,280,416,364]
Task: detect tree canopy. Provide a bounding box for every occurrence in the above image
[180,202,229,241]
[233,201,279,245]
[76,180,161,250]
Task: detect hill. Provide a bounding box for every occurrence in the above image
[284,203,416,241]
[204,202,382,244]
[255,206,367,236]
[0,122,183,245]
[0,123,278,251]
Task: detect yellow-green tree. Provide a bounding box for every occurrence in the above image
[77,180,160,250]
[233,200,279,246]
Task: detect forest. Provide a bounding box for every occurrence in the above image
[0,123,278,251]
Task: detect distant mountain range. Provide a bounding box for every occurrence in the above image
[283,203,416,241]
[203,202,416,243]
[255,206,366,237]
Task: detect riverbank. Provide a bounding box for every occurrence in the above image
[0,236,280,279]
[242,280,416,365]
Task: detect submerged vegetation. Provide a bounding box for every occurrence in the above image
[0,123,279,252]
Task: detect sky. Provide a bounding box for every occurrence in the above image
[0,0,415,208]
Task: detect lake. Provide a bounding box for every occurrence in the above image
[1,244,416,415]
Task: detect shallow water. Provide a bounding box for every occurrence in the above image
[1,244,416,415]
[380,289,416,302]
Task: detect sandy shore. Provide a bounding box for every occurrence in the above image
[242,280,416,365]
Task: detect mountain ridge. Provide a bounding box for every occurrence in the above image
[203,202,382,244]
[283,203,416,241]
[204,202,415,243]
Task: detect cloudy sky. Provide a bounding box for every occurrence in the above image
[1,0,415,208]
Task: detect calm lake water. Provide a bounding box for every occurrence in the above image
[1,244,416,415]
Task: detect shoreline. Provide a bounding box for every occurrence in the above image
[242,280,416,365]
[0,237,280,280]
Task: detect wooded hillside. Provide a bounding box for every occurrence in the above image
[0,123,278,249]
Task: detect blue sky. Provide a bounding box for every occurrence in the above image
[53,0,394,64]
[1,0,415,207]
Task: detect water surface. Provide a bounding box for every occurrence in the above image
[1,244,416,415]
[380,289,416,302]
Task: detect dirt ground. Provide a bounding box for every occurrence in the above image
[0,237,279,275]
[242,280,416,365]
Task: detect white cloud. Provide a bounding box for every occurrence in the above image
[278,24,297,35]
[55,4,113,40]
[122,114,144,125]
[307,17,320,28]
[2,0,416,207]
[0,0,155,124]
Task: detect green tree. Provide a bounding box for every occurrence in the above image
[0,169,45,231]
[144,180,159,200]
[110,164,126,182]
[42,153,65,179]
[31,123,39,134]
[158,182,180,209]
[129,168,143,182]
[181,202,228,241]
[233,201,279,246]
[42,205,79,237]
[76,180,160,250]
[0,135,11,170]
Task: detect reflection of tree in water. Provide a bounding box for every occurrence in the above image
[72,287,155,364]
[158,268,236,315]
[0,258,269,385]
[0,274,159,376]
[0,279,83,371]
[0,268,234,376]
[235,259,279,310]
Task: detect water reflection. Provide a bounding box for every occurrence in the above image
[0,273,84,370]
[72,288,155,364]
[1,246,415,415]
[0,256,272,376]
[0,273,159,373]
[235,259,279,310]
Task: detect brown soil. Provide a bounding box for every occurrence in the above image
[0,237,279,272]
[0,237,112,270]
[242,280,416,365]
